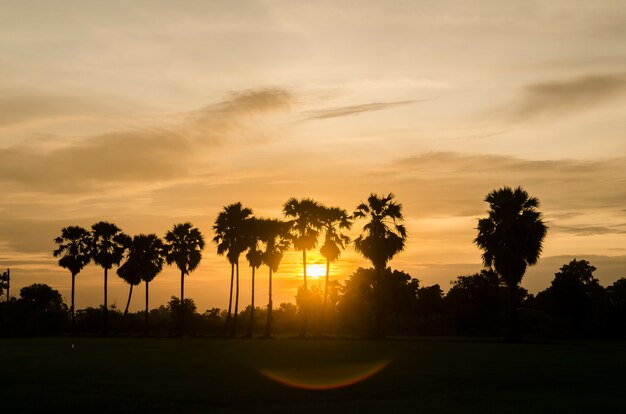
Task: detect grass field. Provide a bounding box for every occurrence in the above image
[1,336,625,413]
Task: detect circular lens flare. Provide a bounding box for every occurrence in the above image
[259,360,389,390]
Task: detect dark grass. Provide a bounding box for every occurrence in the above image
[1,336,625,413]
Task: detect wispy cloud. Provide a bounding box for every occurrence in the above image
[302,99,422,120]
[0,88,294,192]
[510,72,626,121]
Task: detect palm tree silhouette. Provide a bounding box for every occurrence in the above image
[260,218,291,338]
[243,218,263,338]
[319,206,352,334]
[53,226,92,335]
[475,186,547,340]
[118,234,165,335]
[353,193,407,272]
[283,198,323,338]
[116,249,141,330]
[213,202,253,336]
[91,221,129,336]
[164,223,205,337]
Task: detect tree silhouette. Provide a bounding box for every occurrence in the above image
[213,202,253,336]
[283,198,323,338]
[53,226,92,335]
[259,218,291,338]
[117,234,165,334]
[353,193,407,337]
[353,193,407,272]
[116,253,140,330]
[164,223,204,337]
[318,206,352,334]
[475,186,547,341]
[243,218,263,338]
[91,221,129,336]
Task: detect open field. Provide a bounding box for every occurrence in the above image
[1,337,625,413]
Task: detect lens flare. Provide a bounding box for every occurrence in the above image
[259,360,389,390]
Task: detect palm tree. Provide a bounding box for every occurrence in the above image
[117,234,165,335]
[353,193,407,337]
[243,218,264,338]
[319,206,352,334]
[353,193,407,273]
[53,226,92,335]
[116,254,141,331]
[91,221,129,336]
[260,218,292,338]
[164,223,205,336]
[213,203,253,337]
[283,197,323,338]
[475,186,547,340]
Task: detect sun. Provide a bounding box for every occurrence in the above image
[306,263,326,279]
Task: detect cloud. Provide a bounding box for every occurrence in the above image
[302,99,420,120]
[375,152,626,227]
[0,90,121,128]
[0,88,294,192]
[510,73,626,121]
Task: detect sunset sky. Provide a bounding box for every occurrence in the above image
[1,1,625,312]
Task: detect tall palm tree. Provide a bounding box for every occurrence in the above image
[283,198,323,338]
[475,186,547,340]
[91,221,129,336]
[53,226,92,335]
[116,254,141,331]
[353,193,407,273]
[164,223,205,336]
[319,206,352,334]
[213,202,253,337]
[353,193,407,337]
[260,218,291,338]
[243,218,264,338]
[117,234,165,335]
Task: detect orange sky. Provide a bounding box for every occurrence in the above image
[1,1,625,312]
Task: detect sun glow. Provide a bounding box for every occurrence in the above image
[306,263,326,279]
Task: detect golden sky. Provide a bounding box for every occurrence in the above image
[1,1,625,312]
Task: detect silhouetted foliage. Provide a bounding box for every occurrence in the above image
[164,223,204,336]
[283,197,324,338]
[475,186,547,340]
[53,225,92,334]
[338,267,418,335]
[213,203,253,336]
[91,221,129,336]
[530,259,608,336]
[353,194,407,272]
[445,270,502,335]
[258,218,291,338]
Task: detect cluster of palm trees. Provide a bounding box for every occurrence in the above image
[213,194,408,338]
[53,193,408,338]
[53,222,204,335]
[52,186,547,340]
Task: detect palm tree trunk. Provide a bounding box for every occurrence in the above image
[320,259,331,335]
[299,249,308,338]
[372,265,386,339]
[179,270,185,337]
[144,281,149,336]
[247,266,255,338]
[103,267,108,336]
[121,284,133,334]
[231,260,240,337]
[509,283,520,341]
[71,272,76,336]
[264,268,273,338]
[224,263,234,335]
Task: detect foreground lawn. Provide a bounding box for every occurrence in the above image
[1,337,625,413]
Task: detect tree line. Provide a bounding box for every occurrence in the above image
[1,187,624,339]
